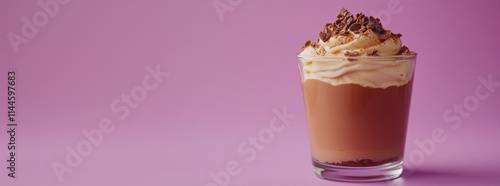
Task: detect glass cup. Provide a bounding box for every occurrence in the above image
[297,53,417,182]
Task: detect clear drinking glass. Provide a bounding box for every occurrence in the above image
[297,53,417,182]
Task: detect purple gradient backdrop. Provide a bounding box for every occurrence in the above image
[1,0,499,185]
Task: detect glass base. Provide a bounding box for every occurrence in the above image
[312,159,403,182]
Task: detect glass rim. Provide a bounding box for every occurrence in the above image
[297,52,417,60]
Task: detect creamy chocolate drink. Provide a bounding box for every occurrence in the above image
[302,80,412,166]
[297,8,416,182]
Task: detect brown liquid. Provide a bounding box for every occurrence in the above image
[302,79,413,166]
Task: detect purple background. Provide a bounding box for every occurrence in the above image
[1,0,500,185]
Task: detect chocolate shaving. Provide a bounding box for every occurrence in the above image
[379,31,393,41]
[318,7,388,42]
[302,40,320,50]
[302,40,311,50]
[319,32,331,42]
[397,46,411,55]
[315,47,327,56]
[303,8,413,54]
[327,157,400,167]
[339,30,349,36]
[367,50,379,56]
[345,50,360,61]
[310,41,319,48]
[344,51,359,57]
[349,23,361,32]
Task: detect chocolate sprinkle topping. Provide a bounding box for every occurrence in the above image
[302,8,413,55]
[302,40,319,50]
[344,51,359,57]
[397,46,411,55]
[318,7,389,42]
[367,50,379,56]
[319,32,331,42]
[379,31,393,41]
[302,40,311,50]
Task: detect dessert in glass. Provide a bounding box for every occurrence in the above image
[297,8,416,182]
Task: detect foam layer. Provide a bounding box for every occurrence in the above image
[299,56,414,88]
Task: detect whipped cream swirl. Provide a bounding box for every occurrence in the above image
[298,8,415,88]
